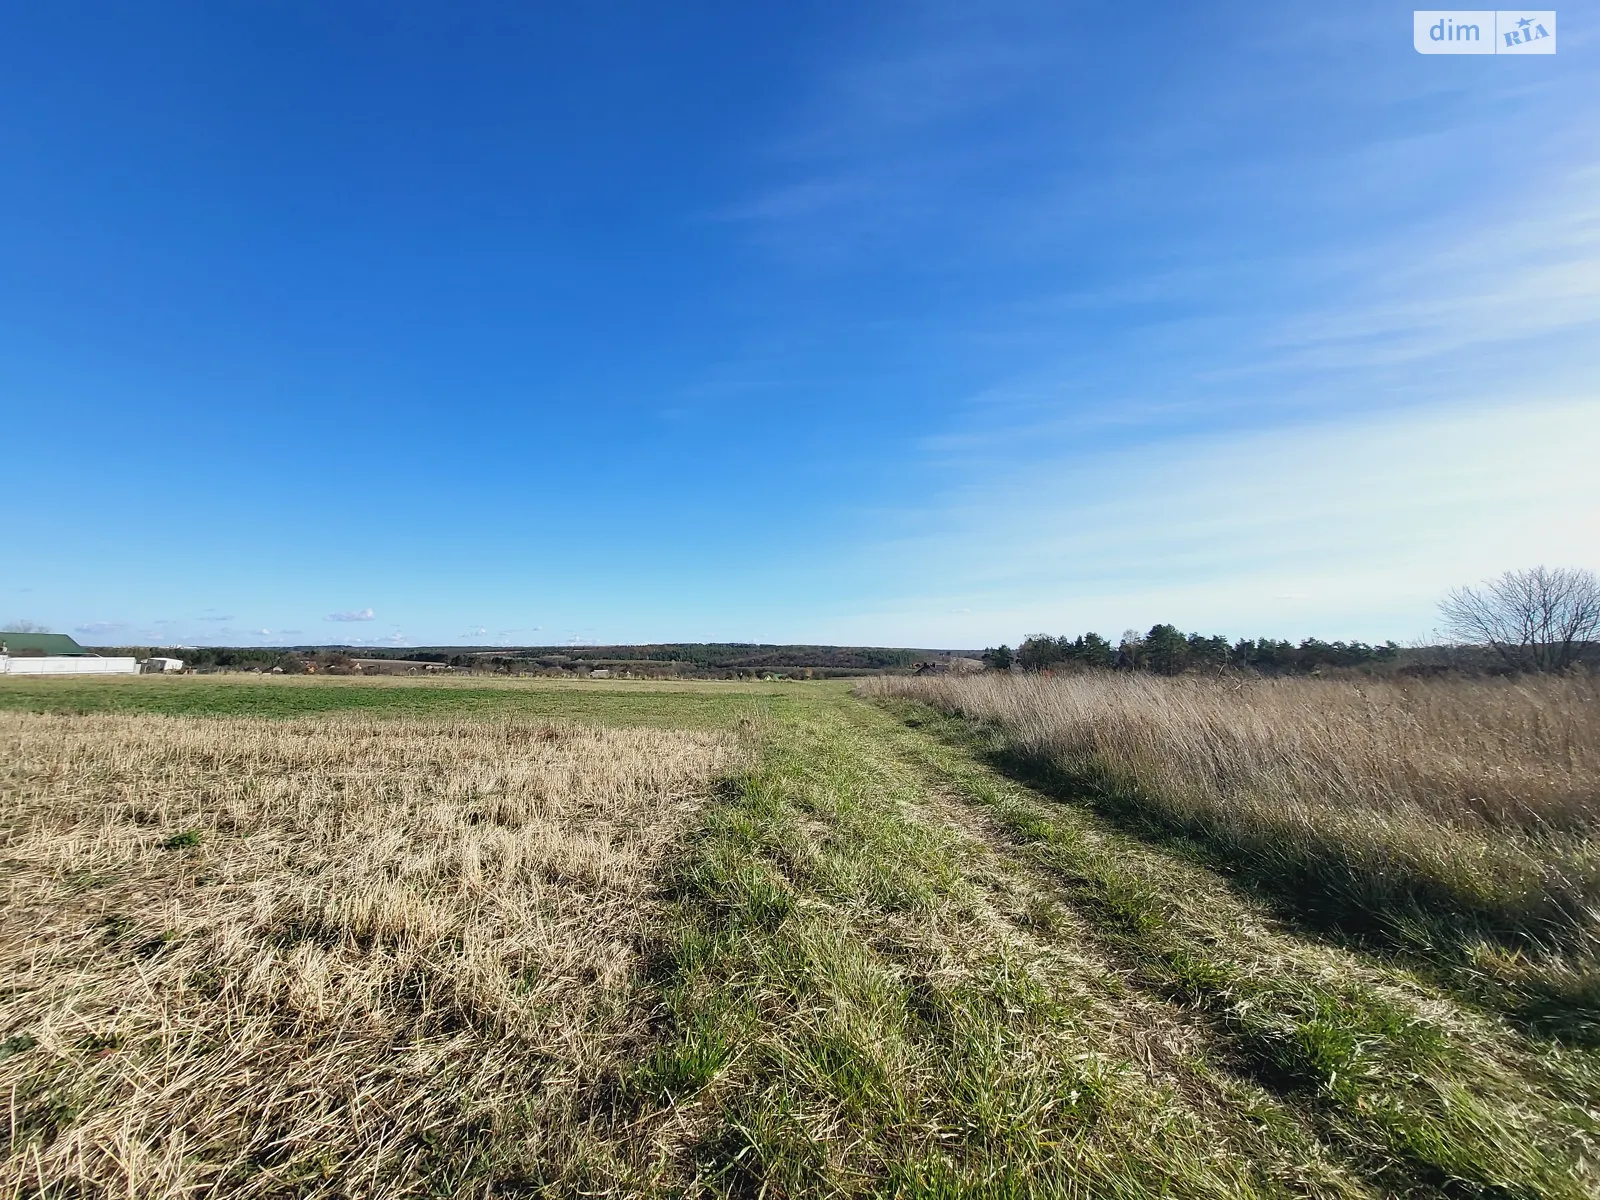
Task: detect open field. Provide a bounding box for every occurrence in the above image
[3,675,1598,1197]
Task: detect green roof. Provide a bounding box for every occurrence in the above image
[0,632,88,655]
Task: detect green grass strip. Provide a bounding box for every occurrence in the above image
[637,692,1368,1198]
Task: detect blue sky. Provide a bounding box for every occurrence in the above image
[3,2,1596,649]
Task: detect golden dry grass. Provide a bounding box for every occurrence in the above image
[864,672,1600,967]
[0,711,734,1197]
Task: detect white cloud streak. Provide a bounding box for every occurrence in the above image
[844,398,1600,646]
[325,608,375,623]
[74,621,126,637]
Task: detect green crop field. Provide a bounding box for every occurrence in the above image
[3,674,1596,1198]
[0,672,797,725]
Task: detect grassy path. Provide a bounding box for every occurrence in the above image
[644,687,1599,1197]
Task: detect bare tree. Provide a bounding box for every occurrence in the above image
[1,619,51,634]
[1439,566,1600,672]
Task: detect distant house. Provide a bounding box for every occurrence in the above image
[589,668,611,678]
[351,658,453,675]
[0,631,140,675]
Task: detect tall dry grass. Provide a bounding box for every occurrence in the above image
[865,672,1600,967]
[0,711,733,1196]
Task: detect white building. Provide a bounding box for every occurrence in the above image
[1,654,140,675]
[0,631,140,675]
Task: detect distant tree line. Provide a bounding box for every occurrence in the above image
[92,646,326,673]
[94,642,963,679]
[103,646,293,671]
[313,643,940,676]
[982,625,1399,676]
[979,566,1600,679]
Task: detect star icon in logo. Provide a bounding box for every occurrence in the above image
[1517,16,1534,29]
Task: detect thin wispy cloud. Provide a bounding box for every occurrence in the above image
[1244,174,1600,375]
[847,398,1600,645]
[916,165,1600,472]
[732,1,1596,425]
[325,608,375,623]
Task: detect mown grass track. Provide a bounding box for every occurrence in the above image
[860,670,1600,1045]
[854,696,1600,1198]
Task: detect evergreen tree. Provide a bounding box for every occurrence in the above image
[1076,632,1114,668]
[1145,624,1189,675]
[981,644,1015,671]
[1017,635,1066,672]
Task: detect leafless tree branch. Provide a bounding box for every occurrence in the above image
[1439,566,1600,672]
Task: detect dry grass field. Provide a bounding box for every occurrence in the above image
[3,675,1597,1198]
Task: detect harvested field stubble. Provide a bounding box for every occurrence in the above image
[0,711,733,1196]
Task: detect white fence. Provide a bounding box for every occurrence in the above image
[0,655,140,675]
